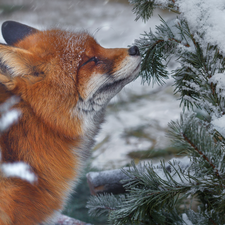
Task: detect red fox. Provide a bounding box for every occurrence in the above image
[0,21,141,224]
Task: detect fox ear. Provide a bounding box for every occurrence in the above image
[0,44,35,90]
[2,21,38,46]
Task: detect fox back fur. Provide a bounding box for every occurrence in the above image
[0,21,141,225]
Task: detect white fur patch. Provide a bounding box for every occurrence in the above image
[77,54,141,114]
[113,55,141,81]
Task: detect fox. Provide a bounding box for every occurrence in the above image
[0,21,141,225]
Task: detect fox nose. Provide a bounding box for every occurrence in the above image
[128,46,140,56]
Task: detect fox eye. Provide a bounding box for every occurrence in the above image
[81,57,98,67]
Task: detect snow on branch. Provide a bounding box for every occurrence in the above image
[87,169,127,195]
[87,157,191,196]
[129,0,179,22]
[176,0,225,55]
[87,158,194,224]
[130,0,225,52]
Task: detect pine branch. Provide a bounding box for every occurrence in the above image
[87,194,125,218]
[183,209,219,225]
[87,160,194,225]
[86,160,188,196]
[88,193,184,225]
[182,133,220,179]
[173,43,225,114]
[128,0,180,22]
[168,114,225,218]
[87,147,225,224]
[134,11,225,115]
[133,17,203,86]
[168,114,225,177]
[134,17,185,85]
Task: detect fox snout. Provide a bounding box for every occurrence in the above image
[128,45,140,56]
[77,46,141,112]
[76,39,141,112]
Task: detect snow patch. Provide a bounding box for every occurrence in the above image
[182,213,194,225]
[1,162,37,184]
[209,73,225,136]
[153,156,191,185]
[0,96,21,132]
[211,115,225,137]
[209,73,225,98]
[176,0,225,56]
[0,109,21,132]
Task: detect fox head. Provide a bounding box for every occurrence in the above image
[0,21,141,135]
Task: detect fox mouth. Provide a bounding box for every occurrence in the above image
[96,77,127,95]
[96,62,141,95]
[133,61,141,74]
[77,60,141,113]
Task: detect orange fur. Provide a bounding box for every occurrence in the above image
[0,22,141,224]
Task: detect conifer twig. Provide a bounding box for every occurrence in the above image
[183,134,220,178]
[209,218,217,225]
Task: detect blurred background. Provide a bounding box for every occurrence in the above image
[0,0,181,223]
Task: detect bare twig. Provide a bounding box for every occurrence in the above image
[86,163,187,195]
[86,169,127,195]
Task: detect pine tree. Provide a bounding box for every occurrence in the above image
[87,0,225,224]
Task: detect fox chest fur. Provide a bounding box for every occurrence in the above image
[0,21,141,225]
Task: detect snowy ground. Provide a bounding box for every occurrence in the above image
[0,0,181,169]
